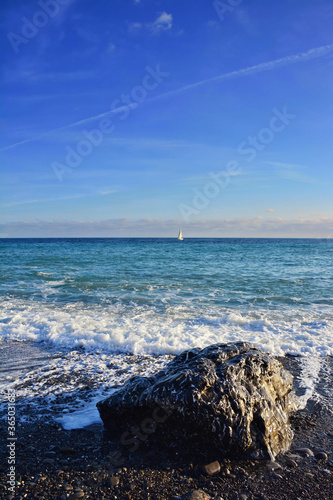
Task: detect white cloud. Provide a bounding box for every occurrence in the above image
[129,13,173,35]
[1,217,333,238]
[150,12,173,34]
[266,209,276,213]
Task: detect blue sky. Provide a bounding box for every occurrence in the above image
[1,0,333,237]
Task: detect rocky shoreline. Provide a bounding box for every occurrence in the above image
[0,355,332,500]
[97,343,295,461]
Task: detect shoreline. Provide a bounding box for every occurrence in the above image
[0,356,332,499]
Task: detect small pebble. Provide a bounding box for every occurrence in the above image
[43,458,55,465]
[286,459,298,468]
[182,490,210,500]
[287,453,301,460]
[203,461,220,476]
[315,451,328,460]
[44,451,56,458]
[266,461,282,470]
[293,447,314,457]
[108,475,120,487]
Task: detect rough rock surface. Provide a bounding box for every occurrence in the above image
[97,342,294,459]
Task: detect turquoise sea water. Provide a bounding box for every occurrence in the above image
[1,238,332,428]
[1,238,333,356]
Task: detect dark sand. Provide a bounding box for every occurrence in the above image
[0,356,332,500]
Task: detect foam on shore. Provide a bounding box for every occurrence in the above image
[1,297,332,357]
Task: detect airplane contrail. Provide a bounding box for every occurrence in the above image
[2,43,333,152]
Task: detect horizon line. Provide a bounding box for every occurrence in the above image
[0,236,331,240]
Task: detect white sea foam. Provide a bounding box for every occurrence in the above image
[0,346,171,428]
[295,356,322,409]
[55,392,116,430]
[1,296,332,430]
[1,297,332,357]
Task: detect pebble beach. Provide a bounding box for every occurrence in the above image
[0,355,332,500]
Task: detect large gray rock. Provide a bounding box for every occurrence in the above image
[97,342,294,460]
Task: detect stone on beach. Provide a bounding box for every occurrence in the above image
[292,447,314,457]
[97,342,295,460]
[203,461,221,475]
[286,458,298,468]
[182,491,210,500]
[108,475,120,487]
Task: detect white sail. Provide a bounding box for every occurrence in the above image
[178,228,183,240]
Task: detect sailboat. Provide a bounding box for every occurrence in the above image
[178,228,183,241]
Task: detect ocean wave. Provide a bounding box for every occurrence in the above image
[0,297,332,357]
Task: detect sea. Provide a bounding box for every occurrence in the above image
[0,238,332,429]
